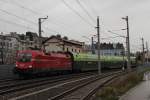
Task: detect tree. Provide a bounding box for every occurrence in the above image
[63,36,68,40]
[56,34,61,38]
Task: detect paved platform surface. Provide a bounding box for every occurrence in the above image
[120,76,150,100]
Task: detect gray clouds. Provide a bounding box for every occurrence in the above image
[0,0,150,52]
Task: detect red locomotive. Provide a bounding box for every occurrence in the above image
[14,50,72,76]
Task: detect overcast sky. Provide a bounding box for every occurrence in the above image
[0,0,150,52]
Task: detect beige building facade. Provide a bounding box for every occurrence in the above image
[43,36,84,53]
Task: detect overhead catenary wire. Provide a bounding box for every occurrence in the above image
[0,8,37,25]
[0,0,61,34]
[101,36,124,40]
[100,21,139,53]
[82,35,123,42]
[62,0,94,27]
[82,0,98,17]
[0,7,59,34]
[0,0,94,36]
[7,0,73,28]
[100,22,126,37]
[0,18,36,31]
[91,34,124,39]
[75,0,95,23]
[130,44,141,50]
[0,0,40,15]
[0,0,103,41]
[107,30,126,38]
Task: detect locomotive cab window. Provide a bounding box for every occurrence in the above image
[17,53,32,62]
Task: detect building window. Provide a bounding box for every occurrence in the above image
[63,47,65,51]
[75,49,76,52]
[67,48,69,51]
[10,43,12,47]
[72,49,73,52]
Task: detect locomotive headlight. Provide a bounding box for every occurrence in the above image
[28,65,32,68]
[16,64,18,67]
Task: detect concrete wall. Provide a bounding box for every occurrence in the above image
[0,64,17,79]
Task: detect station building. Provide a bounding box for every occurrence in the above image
[42,35,84,53]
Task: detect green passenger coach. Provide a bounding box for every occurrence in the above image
[72,53,136,72]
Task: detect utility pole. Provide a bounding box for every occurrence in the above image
[0,32,4,64]
[146,41,149,63]
[141,37,145,64]
[91,36,95,54]
[38,16,48,49]
[122,16,131,71]
[96,16,101,74]
[122,46,125,71]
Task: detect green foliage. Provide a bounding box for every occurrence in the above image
[113,73,142,94]
[96,87,118,100]
[95,72,143,100]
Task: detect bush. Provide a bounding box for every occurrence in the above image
[95,72,143,100]
[97,87,118,100]
[113,73,142,94]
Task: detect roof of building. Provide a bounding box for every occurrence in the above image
[43,35,84,46]
[94,42,124,50]
[26,32,38,37]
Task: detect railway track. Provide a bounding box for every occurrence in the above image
[1,70,125,100]
[0,78,18,83]
[0,72,97,99]
[0,72,97,85]
[49,71,123,100]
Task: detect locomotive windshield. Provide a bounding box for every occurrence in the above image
[17,53,32,62]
